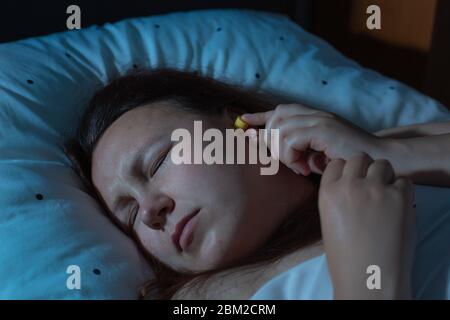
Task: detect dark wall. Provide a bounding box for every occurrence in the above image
[312,0,450,108]
[0,0,310,43]
[424,0,450,108]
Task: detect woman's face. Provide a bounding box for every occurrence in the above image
[91,101,316,273]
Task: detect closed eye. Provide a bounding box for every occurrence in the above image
[127,203,139,231]
[150,143,172,177]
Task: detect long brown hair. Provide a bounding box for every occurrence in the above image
[63,68,322,299]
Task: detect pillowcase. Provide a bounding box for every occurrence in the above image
[0,8,448,299]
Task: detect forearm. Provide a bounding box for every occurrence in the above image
[333,279,410,300]
[374,121,450,139]
[374,133,450,187]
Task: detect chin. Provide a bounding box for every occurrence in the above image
[195,252,229,272]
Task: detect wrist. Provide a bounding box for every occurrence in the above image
[372,137,410,170]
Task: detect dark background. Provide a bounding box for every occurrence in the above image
[1,0,448,108]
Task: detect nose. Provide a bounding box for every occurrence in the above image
[140,196,175,231]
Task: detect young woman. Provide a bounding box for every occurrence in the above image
[64,68,450,300]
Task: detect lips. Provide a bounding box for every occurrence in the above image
[171,209,200,252]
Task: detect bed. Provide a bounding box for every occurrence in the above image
[0,7,449,299]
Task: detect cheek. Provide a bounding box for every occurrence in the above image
[164,163,205,191]
[135,224,172,259]
[162,161,247,200]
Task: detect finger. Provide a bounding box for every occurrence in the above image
[241,111,274,126]
[257,123,310,176]
[288,152,311,176]
[276,114,321,135]
[394,176,416,210]
[366,159,395,184]
[291,151,327,176]
[306,152,330,175]
[259,112,327,174]
[342,152,374,178]
[393,176,415,201]
[285,124,327,154]
[274,113,331,151]
[272,103,321,117]
[320,158,346,186]
[282,128,324,176]
[248,110,327,154]
[271,115,318,166]
[259,125,313,175]
[242,104,325,125]
[274,116,332,175]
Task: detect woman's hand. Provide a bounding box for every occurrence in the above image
[318,153,416,299]
[241,104,384,175]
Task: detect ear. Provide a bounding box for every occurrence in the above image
[223,106,242,126]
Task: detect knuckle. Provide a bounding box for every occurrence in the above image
[333,158,346,164]
[374,158,390,164]
[317,111,334,118]
[270,117,282,130]
[279,127,287,140]
[374,158,393,168]
[275,104,288,113]
[317,117,333,129]
[329,158,345,166]
[350,151,372,162]
[393,178,415,202]
[395,176,414,190]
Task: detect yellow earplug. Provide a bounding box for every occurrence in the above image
[234,115,249,130]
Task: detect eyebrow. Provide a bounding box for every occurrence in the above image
[110,134,165,215]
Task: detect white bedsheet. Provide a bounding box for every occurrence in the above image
[251,185,450,299]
